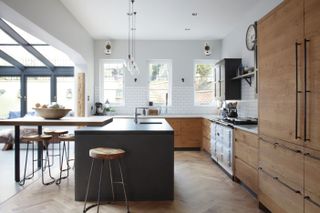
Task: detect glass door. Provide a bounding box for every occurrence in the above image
[26,76,50,113]
[0,76,21,119]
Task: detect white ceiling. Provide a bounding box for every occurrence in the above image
[60,0,265,40]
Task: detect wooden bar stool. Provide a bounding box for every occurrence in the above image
[83,147,129,213]
[20,134,55,185]
[56,134,75,185]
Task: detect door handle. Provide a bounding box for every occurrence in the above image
[305,196,320,208]
[304,39,311,142]
[304,152,320,161]
[295,42,302,139]
[259,167,301,194]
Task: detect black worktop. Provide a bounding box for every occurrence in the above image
[76,118,173,135]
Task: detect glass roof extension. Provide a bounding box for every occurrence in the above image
[0,18,74,68]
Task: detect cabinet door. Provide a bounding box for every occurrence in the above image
[304,0,320,151]
[259,137,304,192]
[259,168,304,213]
[304,148,320,212]
[202,119,211,153]
[180,119,202,148]
[258,0,304,145]
[234,158,258,193]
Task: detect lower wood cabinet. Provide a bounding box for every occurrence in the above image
[234,158,258,192]
[166,118,202,148]
[304,148,320,213]
[259,136,304,192]
[202,118,211,153]
[234,128,258,193]
[259,168,304,213]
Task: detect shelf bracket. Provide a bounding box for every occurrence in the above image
[244,77,252,86]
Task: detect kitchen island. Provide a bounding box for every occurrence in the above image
[75,118,174,201]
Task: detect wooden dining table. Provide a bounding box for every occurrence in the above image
[0,116,113,182]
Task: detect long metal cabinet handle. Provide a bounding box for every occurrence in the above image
[304,39,311,142]
[305,196,320,208]
[304,153,320,161]
[295,42,302,139]
[260,138,302,154]
[258,167,301,194]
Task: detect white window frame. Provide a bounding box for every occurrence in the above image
[99,59,126,106]
[148,59,172,106]
[193,59,216,106]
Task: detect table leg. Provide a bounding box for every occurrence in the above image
[37,126,43,168]
[14,125,20,182]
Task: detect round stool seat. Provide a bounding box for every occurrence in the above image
[44,129,68,135]
[58,134,75,141]
[21,134,52,142]
[89,147,125,160]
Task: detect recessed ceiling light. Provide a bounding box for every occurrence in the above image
[192,13,198,16]
[185,28,191,31]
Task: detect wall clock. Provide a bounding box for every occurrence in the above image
[246,24,257,51]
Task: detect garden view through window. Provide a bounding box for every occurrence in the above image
[194,62,215,105]
[103,61,125,105]
[149,60,171,106]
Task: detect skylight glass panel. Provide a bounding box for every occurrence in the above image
[0,28,17,44]
[0,46,45,66]
[0,58,13,66]
[3,19,46,44]
[35,46,74,66]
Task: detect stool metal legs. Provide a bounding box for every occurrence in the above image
[19,142,36,186]
[56,141,70,185]
[83,158,130,213]
[42,143,55,185]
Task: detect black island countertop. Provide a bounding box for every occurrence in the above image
[76,118,173,134]
[74,118,174,201]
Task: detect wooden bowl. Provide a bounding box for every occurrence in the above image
[33,108,71,119]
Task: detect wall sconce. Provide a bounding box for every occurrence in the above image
[204,42,212,56]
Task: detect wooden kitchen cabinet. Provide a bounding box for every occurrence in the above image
[166,118,202,148]
[304,0,320,151]
[258,0,304,145]
[202,118,211,153]
[259,136,304,192]
[259,168,304,213]
[304,148,320,212]
[234,128,258,193]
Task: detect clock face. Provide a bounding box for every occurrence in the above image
[246,24,256,51]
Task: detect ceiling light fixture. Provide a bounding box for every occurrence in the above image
[185,28,191,31]
[192,13,198,16]
[124,0,139,76]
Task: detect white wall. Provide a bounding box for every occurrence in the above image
[221,0,282,118]
[94,40,222,115]
[0,0,95,115]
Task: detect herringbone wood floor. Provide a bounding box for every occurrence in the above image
[0,151,261,213]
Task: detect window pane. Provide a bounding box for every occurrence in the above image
[0,58,13,66]
[0,77,20,119]
[0,46,45,66]
[0,28,18,44]
[194,63,214,105]
[27,77,50,112]
[57,77,74,110]
[149,62,170,105]
[4,19,46,44]
[35,46,74,66]
[103,62,124,105]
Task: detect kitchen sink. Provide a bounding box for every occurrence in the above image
[139,121,162,124]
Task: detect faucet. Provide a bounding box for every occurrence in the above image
[134,107,148,124]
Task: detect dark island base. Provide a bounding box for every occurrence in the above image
[75,133,174,201]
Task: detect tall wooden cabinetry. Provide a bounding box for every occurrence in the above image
[258,0,320,212]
